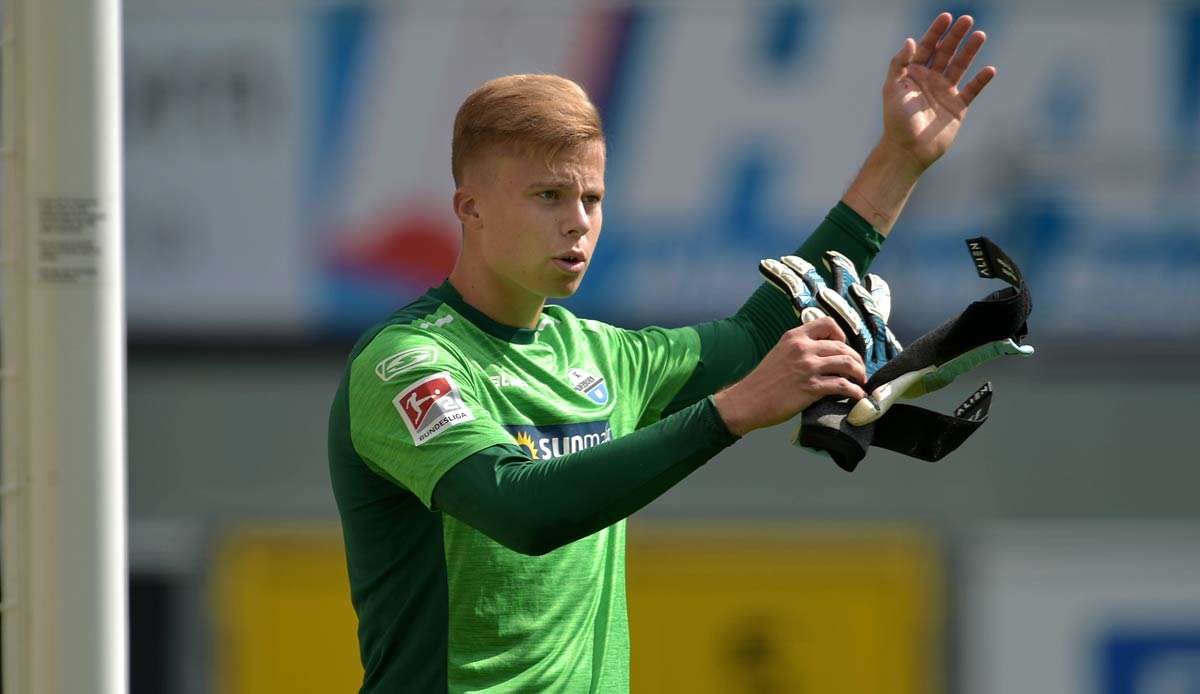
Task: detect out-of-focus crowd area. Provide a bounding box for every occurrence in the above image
[119,1,1199,692]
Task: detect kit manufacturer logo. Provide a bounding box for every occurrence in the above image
[375,346,438,381]
[487,370,528,389]
[416,315,455,330]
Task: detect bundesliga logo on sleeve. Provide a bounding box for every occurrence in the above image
[393,372,475,445]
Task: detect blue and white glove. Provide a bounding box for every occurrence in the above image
[820,250,903,378]
[821,249,1033,425]
[758,253,872,358]
[761,238,1036,472]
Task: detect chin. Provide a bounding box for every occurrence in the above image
[543,277,584,299]
[545,285,579,299]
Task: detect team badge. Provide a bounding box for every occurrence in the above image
[375,346,437,381]
[568,367,609,406]
[393,371,475,445]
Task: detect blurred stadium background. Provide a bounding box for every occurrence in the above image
[19,0,1200,691]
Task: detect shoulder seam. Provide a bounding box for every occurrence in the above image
[349,294,450,361]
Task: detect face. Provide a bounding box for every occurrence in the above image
[458,141,605,300]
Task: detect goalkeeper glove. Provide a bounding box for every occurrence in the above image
[758,254,875,361]
[820,246,1034,425]
[762,237,1034,471]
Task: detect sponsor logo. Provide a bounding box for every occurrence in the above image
[375,346,437,381]
[568,367,609,406]
[503,421,613,460]
[393,371,475,445]
[513,431,539,459]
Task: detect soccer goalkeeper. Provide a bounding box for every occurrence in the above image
[328,13,994,693]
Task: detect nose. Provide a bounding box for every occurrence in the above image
[563,199,591,237]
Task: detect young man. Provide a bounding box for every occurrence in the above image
[329,13,993,693]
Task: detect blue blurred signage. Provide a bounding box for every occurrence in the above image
[1101,628,1200,694]
[122,1,1200,339]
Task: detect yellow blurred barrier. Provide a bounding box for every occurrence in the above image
[215,523,940,693]
[214,526,363,693]
[626,524,941,694]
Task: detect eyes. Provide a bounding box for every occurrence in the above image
[536,190,603,207]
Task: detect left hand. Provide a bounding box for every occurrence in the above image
[881,13,996,171]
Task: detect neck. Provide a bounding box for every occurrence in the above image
[447,257,545,329]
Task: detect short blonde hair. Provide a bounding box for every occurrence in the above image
[451,74,604,186]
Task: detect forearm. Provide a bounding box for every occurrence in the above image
[665,202,884,414]
[840,138,926,236]
[431,396,737,556]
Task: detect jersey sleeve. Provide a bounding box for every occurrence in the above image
[664,201,886,414]
[434,396,737,556]
[347,327,515,509]
[604,324,702,427]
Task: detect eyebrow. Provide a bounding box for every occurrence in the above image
[527,180,605,195]
[527,179,573,190]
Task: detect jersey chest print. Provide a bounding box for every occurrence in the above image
[503,421,614,460]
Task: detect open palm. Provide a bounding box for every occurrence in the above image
[882,14,996,170]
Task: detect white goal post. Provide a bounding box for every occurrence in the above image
[1,0,127,692]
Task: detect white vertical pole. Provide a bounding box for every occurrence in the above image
[2,0,127,691]
[0,2,29,692]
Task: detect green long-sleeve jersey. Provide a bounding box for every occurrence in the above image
[328,202,883,692]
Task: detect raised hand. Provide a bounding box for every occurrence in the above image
[881,13,996,171]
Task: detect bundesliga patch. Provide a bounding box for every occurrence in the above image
[503,421,614,460]
[567,367,609,406]
[375,346,438,382]
[393,371,475,446]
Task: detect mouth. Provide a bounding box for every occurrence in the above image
[552,251,588,274]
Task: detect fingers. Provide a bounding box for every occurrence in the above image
[812,376,867,402]
[960,65,997,106]
[912,12,953,65]
[795,315,846,344]
[816,353,868,387]
[809,337,862,360]
[786,321,868,385]
[928,15,974,73]
[888,38,916,80]
[945,30,987,85]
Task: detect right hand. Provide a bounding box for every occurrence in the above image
[713,317,867,437]
[880,13,995,171]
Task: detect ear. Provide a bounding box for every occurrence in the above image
[453,187,482,231]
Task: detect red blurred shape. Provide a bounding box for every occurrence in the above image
[332,207,460,286]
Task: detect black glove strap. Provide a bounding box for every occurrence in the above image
[866,237,1032,391]
[872,382,992,462]
[796,396,874,472]
[798,382,993,471]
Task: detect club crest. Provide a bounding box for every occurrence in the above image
[568,367,609,406]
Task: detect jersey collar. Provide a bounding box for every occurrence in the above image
[430,280,540,345]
